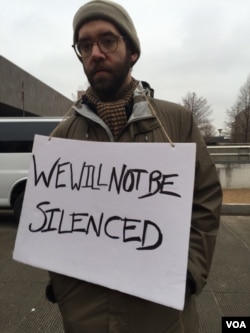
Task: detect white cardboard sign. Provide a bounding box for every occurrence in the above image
[13,135,196,310]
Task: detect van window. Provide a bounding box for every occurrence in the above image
[0,117,62,217]
[0,117,61,153]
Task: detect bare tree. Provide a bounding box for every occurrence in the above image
[181,92,215,137]
[225,102,241,141]
[225,76,250,142]
[200,119,217,137]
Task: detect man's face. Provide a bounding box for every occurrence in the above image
[78,20,138,100]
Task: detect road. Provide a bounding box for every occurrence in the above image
[1,210,250,333]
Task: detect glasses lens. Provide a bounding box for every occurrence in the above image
[99,36,118,53]
[77,40,93,57]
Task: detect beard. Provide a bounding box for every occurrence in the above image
[84,51,132,101]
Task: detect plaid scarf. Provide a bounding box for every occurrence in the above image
[84,79,138,140]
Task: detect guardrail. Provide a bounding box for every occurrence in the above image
[208,146,250,162]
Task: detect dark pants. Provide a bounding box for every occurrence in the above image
[48,272,199,333]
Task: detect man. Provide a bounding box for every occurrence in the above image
[47,1,222,332]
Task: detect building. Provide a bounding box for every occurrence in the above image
[0,55,73,117]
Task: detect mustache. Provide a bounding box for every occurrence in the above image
[89,65,111,75]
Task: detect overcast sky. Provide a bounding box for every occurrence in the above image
[1,0,250,132]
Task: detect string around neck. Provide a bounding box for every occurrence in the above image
[137,85,175,147]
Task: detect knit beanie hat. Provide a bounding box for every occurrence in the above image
[73,0,141,60]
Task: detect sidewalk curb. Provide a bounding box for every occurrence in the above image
[221,204,250,216]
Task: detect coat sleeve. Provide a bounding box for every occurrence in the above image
[149,98,222,295]
[187,116,222,295]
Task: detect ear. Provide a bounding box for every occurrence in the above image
[131,53,139,67]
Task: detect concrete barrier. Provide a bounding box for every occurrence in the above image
[221,203,250,216]
[216,163,250,189]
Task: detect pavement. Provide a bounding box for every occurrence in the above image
[0,210,249,333]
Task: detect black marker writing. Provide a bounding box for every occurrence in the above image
[32,155,108,191]
[29,201,163,251]
[109,164,180,198]
[32,156,181,199]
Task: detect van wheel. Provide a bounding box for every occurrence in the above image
[13,192,24,221]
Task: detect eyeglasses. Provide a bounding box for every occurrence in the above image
[72,35,124,58]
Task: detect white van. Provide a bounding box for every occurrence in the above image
[0,117,62,219]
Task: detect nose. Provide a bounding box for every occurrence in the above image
[91,42,105,59]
